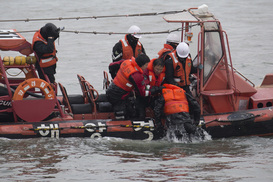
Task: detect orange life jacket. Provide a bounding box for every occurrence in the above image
[162,83,189,115]
[169,51,191,87]
[120,35,143,60]
[157,44,174,59]
[113,57,143,91]
[147,58,165,87]
[32,30,58,68]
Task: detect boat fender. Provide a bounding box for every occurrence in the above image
[3,56,15,66]
[12,78,55,100]
[14,56,26,65]
[26,56,37,64]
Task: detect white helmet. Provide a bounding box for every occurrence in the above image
[166,33,180,44]
[176,42,190,58]
[128,25,142,39]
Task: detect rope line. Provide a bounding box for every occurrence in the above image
[0,28,183,35]
[61,27,182,35]
[5,69,23,77]
[0,10,186,23]
[0,23,200,36]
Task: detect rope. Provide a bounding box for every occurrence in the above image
[29,124,154,131]
[0,28,181,35]
[5,69,23,77]
[0,23,200,36]
[0,10,186,23]
[61,27,182,35]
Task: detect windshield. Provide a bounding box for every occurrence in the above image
[203,31,223,84]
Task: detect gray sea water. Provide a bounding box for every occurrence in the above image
[1,0,273,181]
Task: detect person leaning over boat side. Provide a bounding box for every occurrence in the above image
[143,58,166,131]
[109,25,146,79]
[32,23,60,84]
[155,83,203,140]
[165,42,201,125]
[106,54,150,119]
[157,32,180,61]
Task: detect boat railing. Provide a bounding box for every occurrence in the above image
[222,31,255,88]
[228,64,255,87]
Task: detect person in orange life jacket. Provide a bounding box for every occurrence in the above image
[157,32,180,61]
[164,42,201,126]
[144,58,165,88]
[142,58,166,133]
[32,23,60,83]
[106,54,150,119]
[109,25,146,79]
[143,58,165,107]
[164,42,197,94]
[154,84,203,139]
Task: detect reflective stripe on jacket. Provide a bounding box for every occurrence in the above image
[169,51,191,87]
[32,30,58,68]
[162,83,189,115]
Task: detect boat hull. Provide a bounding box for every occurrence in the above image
[0,118,159,140]
[202,107,273,138]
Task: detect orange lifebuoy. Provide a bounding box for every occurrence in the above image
[12,78,55,100]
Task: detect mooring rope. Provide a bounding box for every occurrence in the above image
[0,10,186,23]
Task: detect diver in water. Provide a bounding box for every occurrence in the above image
[153,83,204,141]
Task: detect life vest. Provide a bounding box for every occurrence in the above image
[157,44,174,60]
[169,51,191,87]
[32,30,58,68]
[162,83,189,115]
[120,35,143,60]
[113,57,143,91]
[147,58,165,87]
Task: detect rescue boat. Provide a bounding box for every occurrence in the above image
[0,5,273,140]
[0,30,157,140]
[162,5,273,138]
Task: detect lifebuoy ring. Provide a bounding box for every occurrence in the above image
[13,78,55,100]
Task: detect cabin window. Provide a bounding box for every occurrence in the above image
[203,31,223,84]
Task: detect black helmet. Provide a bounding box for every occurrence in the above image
[40,23,60,39]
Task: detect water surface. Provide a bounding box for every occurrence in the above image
[1,0,273,181]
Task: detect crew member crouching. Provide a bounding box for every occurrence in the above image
[106,54,150,119]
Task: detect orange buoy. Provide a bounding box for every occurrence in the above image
[13,78,55,100]
[26,56,37,64]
